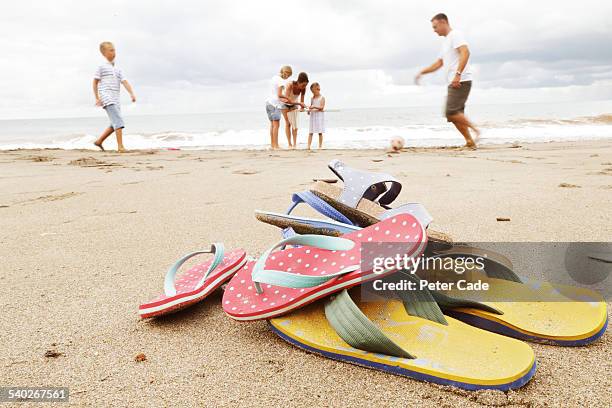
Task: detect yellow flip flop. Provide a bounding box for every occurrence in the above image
[417,263,608,346]
[270,284,536,391]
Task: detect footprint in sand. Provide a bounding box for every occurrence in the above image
[232,170,259,175]
[69,157,121,168]
[559,183,581,188]
[19,192,82,205]
[19,155,54,162]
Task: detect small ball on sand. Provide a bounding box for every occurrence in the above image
[390,136,405,151]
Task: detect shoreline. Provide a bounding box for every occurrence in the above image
[1,138,609,153]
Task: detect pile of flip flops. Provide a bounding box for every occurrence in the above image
[138,160,608,391]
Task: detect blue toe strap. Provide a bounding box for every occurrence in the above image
[287,191,354,225]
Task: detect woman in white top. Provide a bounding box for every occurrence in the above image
[282,72,309,149]
[308,82,326,150]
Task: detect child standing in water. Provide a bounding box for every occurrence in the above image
[308,82,325,150]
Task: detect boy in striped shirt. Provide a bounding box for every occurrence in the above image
[93,41,136,152]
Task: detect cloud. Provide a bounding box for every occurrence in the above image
[0,0,611,118]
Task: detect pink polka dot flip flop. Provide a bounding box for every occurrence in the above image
[139,243,247,318]
[223,214,427,320]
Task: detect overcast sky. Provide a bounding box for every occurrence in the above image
[1,1,611,119]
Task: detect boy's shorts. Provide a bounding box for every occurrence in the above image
[445,80,472,120]
[266,103,281,121]
[104,104,125,130]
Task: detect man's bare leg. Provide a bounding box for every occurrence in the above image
[448,113,476,148]
[465,117,480,143]
[94,126,114,151]
[307,133,313,150]
[115,128,127,152]
[318,134,323,149]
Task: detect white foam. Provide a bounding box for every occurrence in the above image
[2,122,612,151]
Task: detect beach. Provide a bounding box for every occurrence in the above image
[0,142,610,407]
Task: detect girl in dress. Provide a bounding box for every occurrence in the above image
[308,82,325,150]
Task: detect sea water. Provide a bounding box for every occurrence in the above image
[1,100,611,150]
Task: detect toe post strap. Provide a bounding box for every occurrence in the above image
[163,243,225,297]
[251,234,359,294]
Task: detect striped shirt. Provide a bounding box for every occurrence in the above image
[94,61,126,107]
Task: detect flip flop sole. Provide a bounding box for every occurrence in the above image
[445,310,608,346]
[255,211,354,237]
[139,250,247,318]
[270,297,536,391]
[435,277,608,345]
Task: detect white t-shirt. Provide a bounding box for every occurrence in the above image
[267,75,287,107]
[94,60,126,107]
[439,29,472,84]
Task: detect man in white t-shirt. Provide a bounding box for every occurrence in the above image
[415,13,479,149]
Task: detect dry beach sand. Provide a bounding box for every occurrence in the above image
[0,141,611,407]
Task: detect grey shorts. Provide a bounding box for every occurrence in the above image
[445,81,472,119]
[266,103,281,121]
[104,104,125,130]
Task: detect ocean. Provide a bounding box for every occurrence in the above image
[1,100,611,150]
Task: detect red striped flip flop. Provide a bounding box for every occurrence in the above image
[139,243,247,318]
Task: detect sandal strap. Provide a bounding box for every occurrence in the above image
[431,246,521,283]
[328,159,402,208]
[325,289,415,358]
[251,234,359,294]
[391,272,449,325]
[163,243,225,297]
[381,203,433,229]
[287,191,354,225]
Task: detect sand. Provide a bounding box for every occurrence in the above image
[0,141,610,407]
